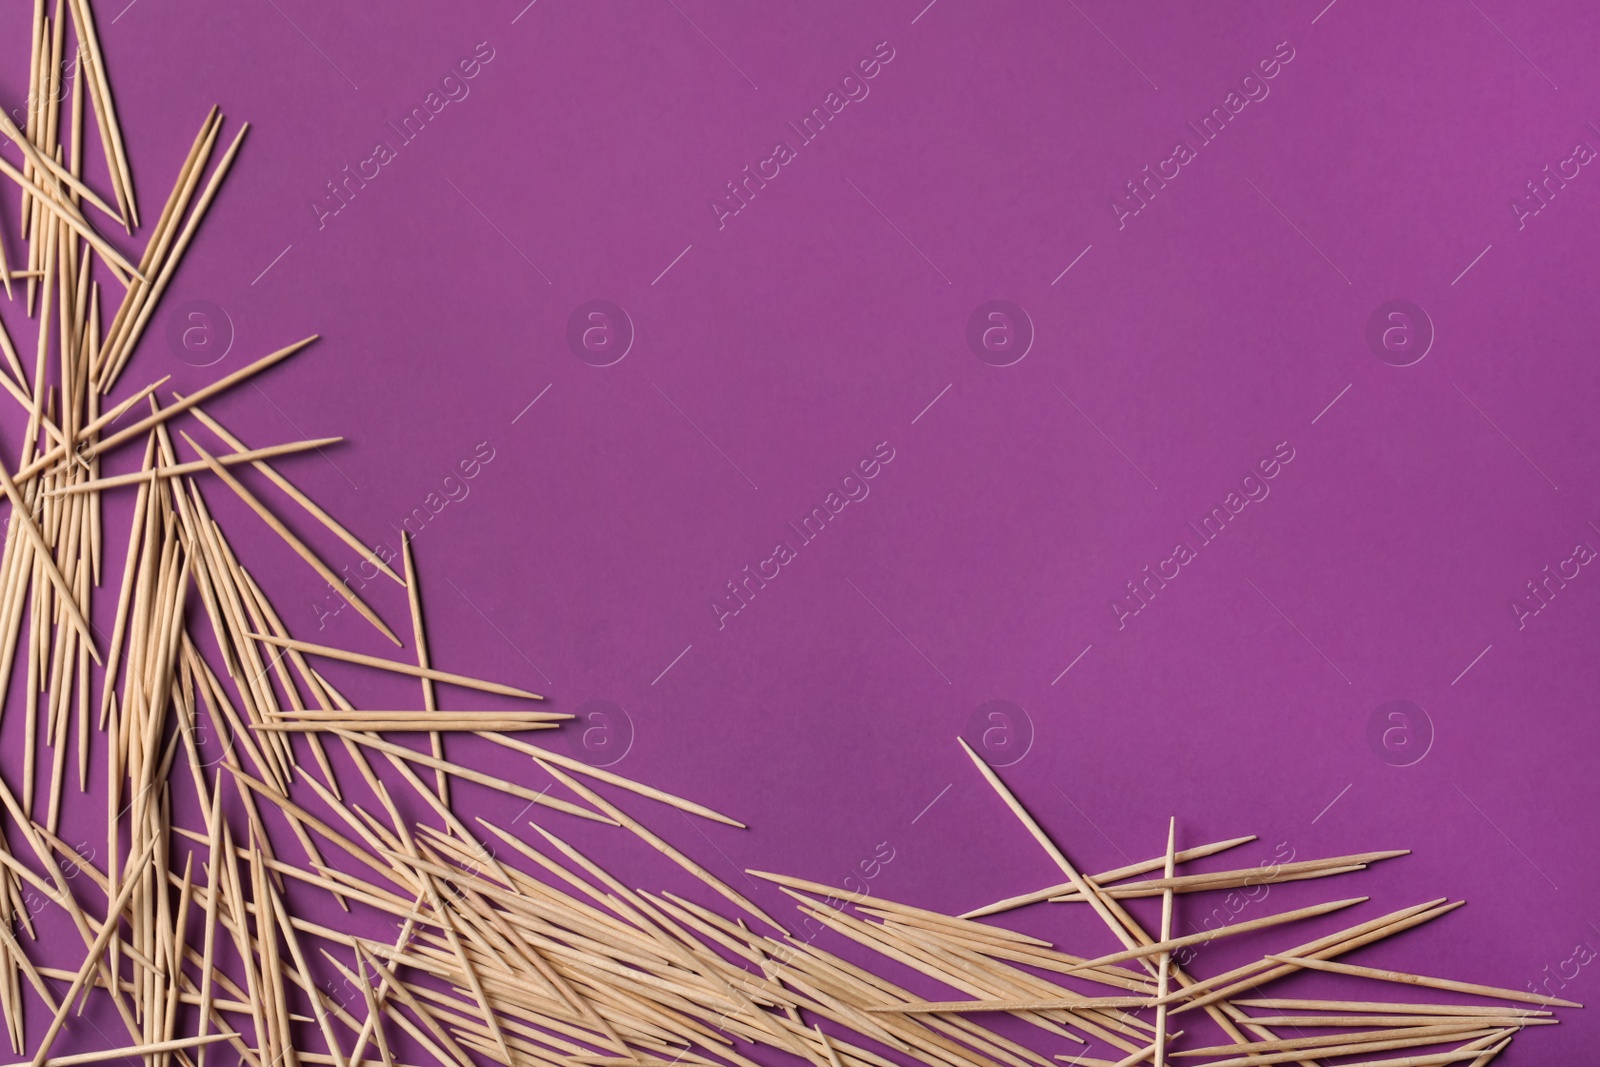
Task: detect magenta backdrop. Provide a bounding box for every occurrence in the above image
[2,0,1599,1063]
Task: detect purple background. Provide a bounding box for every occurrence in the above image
[4,0,1598,1061]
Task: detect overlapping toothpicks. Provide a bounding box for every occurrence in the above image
[0,6,1572,1067]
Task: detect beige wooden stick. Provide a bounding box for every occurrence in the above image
[17,337,312,484]
[247,633,542,698]
[273,709,568,721]
[1336,1043,1515,1067]
[1169,899,1460,1012]
[25,836,160,1067]
[815,1025,846,1067]
[195,780,226,1065]
[0,307,26,387]
[1177,1021,1507,1058]
[96,109,218,383]
[124,107,216,284]
[0,107,122,223]
[962,836,1258,917]
[867,997,1158,1013]
[1466,1034,1517,1067]
[256,720,558,733]
[0,374,168,486]
[746,870,1045,945]
[1238,1016,1551,1027]
[184,437,400,645]
[1262,955,1582,1008]
[5,1034,242,1067]
[351,947,397,1067]
[1111,1036,1183,1067]
[956,739,1138,960]
[480,731,745,826]
[956,744,1286,1061]
[318,728,609,823]
[67,0,138,225]
[1042,852,1409,903]
[0,450,98,661]
[178,395,401,583]
[400,530,445,801]
[1153,818,1175,1067]
[1065,897,1370,973]
[353,946,479,1067]
[1235,999,1550,1016]
[44,437,343,494]
[0,152,139,282]
[1177,1028,1501,1067]
[262,866,349,1067]
[399,831,515,1063]
[333,943,459,1067]
[532,756,786,932]
[98,123,250,389]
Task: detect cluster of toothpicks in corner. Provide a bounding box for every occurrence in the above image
[0,3,1580,1067]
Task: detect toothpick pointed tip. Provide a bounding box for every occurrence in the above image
[956,736,988,771]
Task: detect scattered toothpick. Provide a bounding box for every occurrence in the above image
[0,14,1568,1067]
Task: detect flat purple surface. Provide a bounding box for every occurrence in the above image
[4,0,1599,1061]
